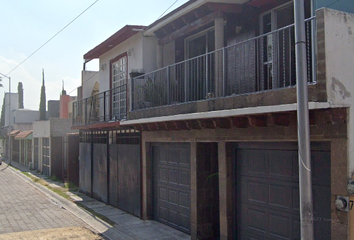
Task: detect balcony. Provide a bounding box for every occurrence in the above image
[73,17,320,127]
[72,84,126,127]
[131,17,315,113]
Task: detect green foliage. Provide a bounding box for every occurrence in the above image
[0,97,5,127]
[18,82,24,109]
[47,174,59,182]
[47,186,70,200]
[64,181,78,191]
[39,69,46,120]
[142,77,166,106]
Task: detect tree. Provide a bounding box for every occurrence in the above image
[0,97,5,128]
[39,69,46,120]
[18,82,24,109]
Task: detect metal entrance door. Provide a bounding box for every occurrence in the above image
[153,143,191,234]
[34,138,39,170]
[51,137,63,180]
[109,130,141,217]
[236,142,331,239]
[42,138,50,176]
[67,134,80,187]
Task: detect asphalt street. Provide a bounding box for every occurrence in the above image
[0,164,102,238]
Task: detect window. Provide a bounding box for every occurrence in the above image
[111,55,127,119]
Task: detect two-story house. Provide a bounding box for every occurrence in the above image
[73,24,155,217]
[73,0,354,239]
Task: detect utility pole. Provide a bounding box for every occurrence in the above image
[294,0,314,239]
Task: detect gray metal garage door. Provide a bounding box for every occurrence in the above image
[153,143,191,234]
[236,142,331,240]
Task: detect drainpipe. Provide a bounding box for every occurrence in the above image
[294,1,314,239]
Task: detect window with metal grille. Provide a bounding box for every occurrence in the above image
[111,56,127,120]
[109,128,140,145]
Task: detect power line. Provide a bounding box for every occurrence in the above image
[157,0,178,20]
[66,0,180,96]
[6,0,100,76]
[67,0,180,96]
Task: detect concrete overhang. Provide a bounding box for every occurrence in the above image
[120,102,346,126]
[144,0,250,36]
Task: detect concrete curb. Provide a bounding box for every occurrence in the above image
[5,163,133,240]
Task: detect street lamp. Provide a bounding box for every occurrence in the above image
[0,73,11,164]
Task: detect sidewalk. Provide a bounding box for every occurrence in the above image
[4,160,190,240]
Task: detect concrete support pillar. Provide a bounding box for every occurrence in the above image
[218,141,233,240]
[190,141,197,239]
[215,18,224,51]
[141,137,151,220]
[215,17,224,98]
[157,44,163,69]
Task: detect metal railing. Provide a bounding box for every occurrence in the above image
[131,17,315,111]
[72,84,126,126]
[72,18,315,126]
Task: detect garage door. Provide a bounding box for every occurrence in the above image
[236,142,330,240]
[153,143,191,234]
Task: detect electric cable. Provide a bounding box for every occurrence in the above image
[70,0,180,96]
[157,0,178,20]
[6,0,100,76]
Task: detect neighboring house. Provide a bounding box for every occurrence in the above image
[66,133,80,187]
[3,92,19,127]
[12,109,40,130]
[73,0,354,239]
[31,93,78,180]
[48,100,60,118]
[6,109,39,163]
[73,24,153,217]
[2,92,19,159]
[9,129,20,163]
[60,95,76,119]
[32,118,77,179]
[13,130,33,167]
[1,93,39,162]
[67,96,77,120]
[81,70,99,100]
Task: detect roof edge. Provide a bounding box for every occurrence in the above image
[84,25,146,60]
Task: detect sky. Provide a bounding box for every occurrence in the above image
[0,0,189,110]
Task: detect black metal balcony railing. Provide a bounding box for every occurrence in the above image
[72,84,126,126]
[73,18,315,126]
[131,17,315,111]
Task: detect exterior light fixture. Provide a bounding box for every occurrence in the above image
[335,196,349,212]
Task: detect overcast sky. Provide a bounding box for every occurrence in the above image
[0,0,189,110]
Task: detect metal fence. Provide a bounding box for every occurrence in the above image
[131,17,315,111]
[72,84,126,126]
[72,18,315,125]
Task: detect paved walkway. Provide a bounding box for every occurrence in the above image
[3,160,190,240]
[0,164,92,234]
